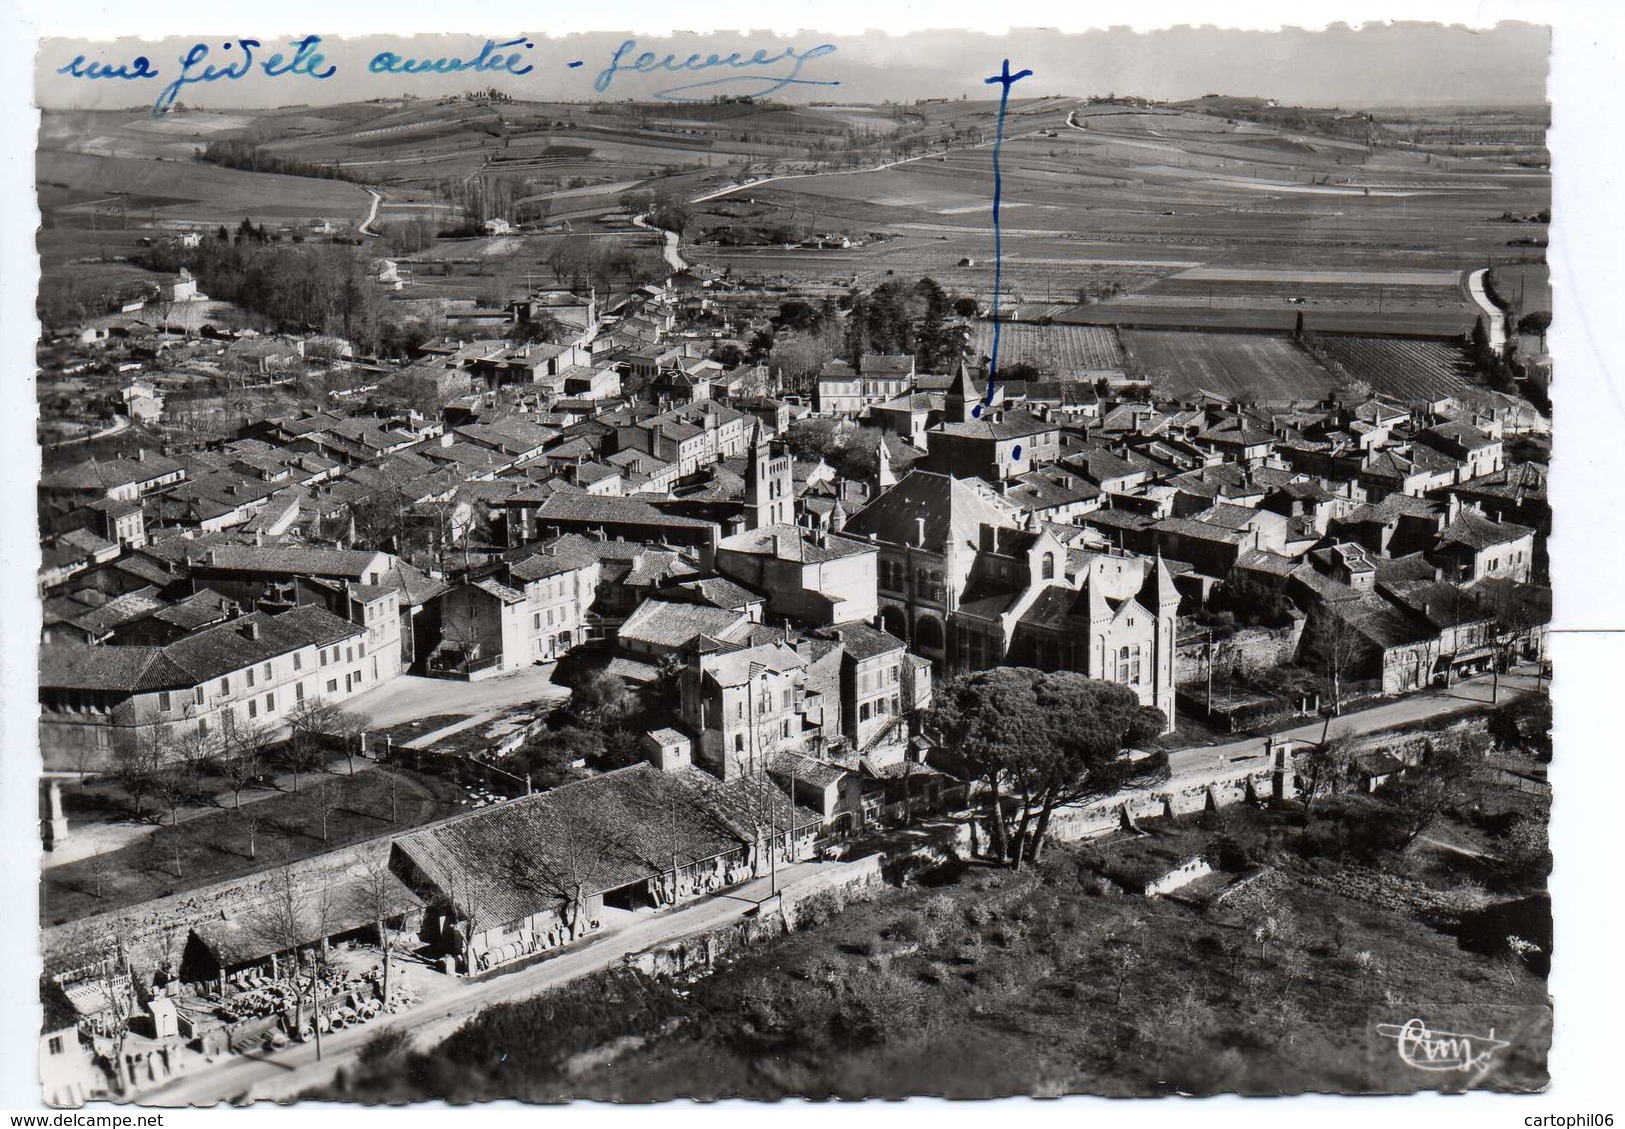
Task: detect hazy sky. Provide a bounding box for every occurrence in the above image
[35,23,1548,112]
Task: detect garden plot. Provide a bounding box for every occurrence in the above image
[1119,329,1338,401]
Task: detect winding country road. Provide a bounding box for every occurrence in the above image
[631,213,688,273]
[687,150,945,206]
[357,188,383,239]
[1467,268,1509,352]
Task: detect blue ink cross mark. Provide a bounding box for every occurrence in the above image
[975,57,1033,421]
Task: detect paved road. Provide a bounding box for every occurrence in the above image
[142,859,834,1106]
[631,213,688,272]
[1165,668,1539,784]
[358,189,383,238]
[346,667,572,730]
[687,151,942,205]
[1467,268,1509,352]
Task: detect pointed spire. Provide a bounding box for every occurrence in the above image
[1149,548,1180,610]
[945,356,980,424]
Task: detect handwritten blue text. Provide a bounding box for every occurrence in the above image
[593,39,838,102]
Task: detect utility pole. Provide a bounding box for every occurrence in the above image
[310,961,323,1061]
[668,792,679,906]
[1205,629,1214,716]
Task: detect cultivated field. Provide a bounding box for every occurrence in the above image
[37,149,372,227]
[1309,336,1478,400]
[1489,260,1553,317]
[1119,329,1338,401]
[685,97,1550,331]
[1062,265,1479,337]
[968,323,1125,373]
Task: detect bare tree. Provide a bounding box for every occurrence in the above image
[1300,604,1364,716]
[171,726,221,800]
[335,710,373,775]
[241,805,264,861]
[1294,729,1356,813]
[385,761,403,824]
[147,819,191,880]
[108,721,165,821]
[151,762,191,829]
[285,699,342,792]
[220,722,271,809]
[357,854,402,1010]
[308,780,343,843]
[499,817,601,946]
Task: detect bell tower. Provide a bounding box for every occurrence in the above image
[744,418,793,529]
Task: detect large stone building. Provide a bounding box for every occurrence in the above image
[923,361,1061,482]
[842,468,1177,729]
[39,605,375,769]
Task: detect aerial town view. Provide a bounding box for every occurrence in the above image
[27,22,1554,1106]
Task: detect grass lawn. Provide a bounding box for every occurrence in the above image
[327,826,1550,1102]
[41,766,465,926]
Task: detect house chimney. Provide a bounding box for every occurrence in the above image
[914,516,927,548]
[241,621,261,641]
[136,448,147,462]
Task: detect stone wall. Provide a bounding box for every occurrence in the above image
[1177,621,1305,683]
[623,854,885,980]
[43,839,395,983]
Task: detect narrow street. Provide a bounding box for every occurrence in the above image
[142,858,838,1106]
[1164,667,1539,784]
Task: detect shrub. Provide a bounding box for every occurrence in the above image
[922,893,955,920]
[965,902,996,927]
[356,1025,412,1067]
[793,886,850,929]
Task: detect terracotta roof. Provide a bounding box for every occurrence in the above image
[196,545,387,579]
[1437,510,1534,551]
[817,621,905,662]
[393,764,816,927]
[618,599,752,651]
[843,469,1019,552]
[535,493,716,530]
[163,606,362,683]
[717,524,874,564]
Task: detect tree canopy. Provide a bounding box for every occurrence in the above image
[925,668,1167,867]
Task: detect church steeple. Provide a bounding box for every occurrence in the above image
[945,357,978,424]
[876,435,896,489]
[1140,549,1181,735]
[744,417,791,530]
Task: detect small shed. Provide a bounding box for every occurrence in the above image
[643,727,693,773]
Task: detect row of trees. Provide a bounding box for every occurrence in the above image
[107,700,373,843]
[197,139,376,185]
[755,278,977,394]
[542,236,667,294]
